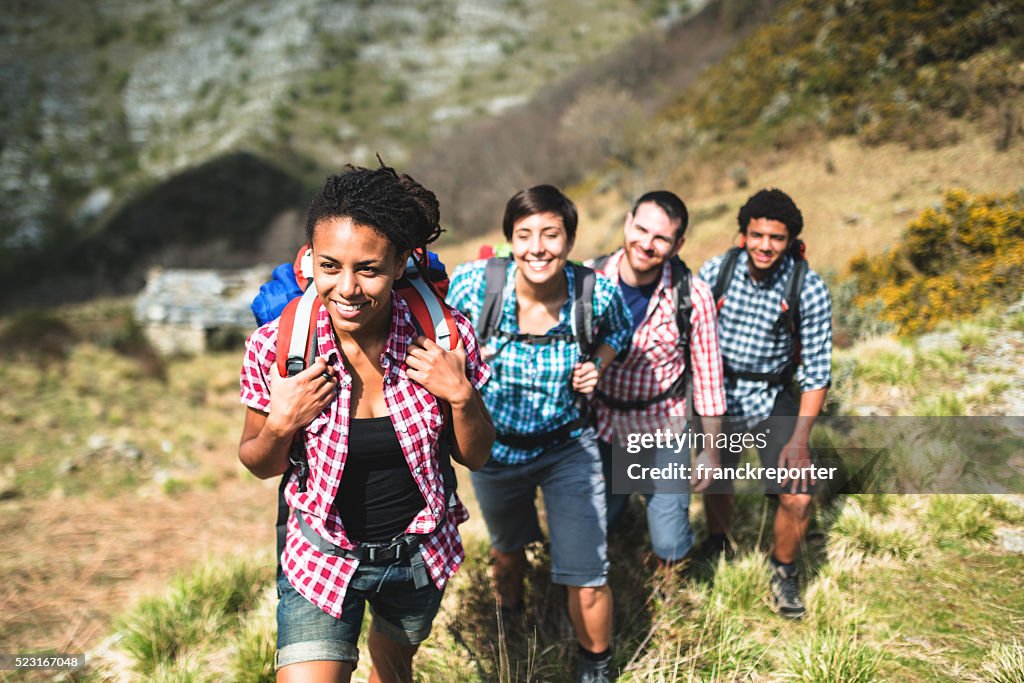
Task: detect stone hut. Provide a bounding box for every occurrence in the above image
[134,266,271,355]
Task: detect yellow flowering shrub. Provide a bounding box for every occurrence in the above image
[849,189,1024,334]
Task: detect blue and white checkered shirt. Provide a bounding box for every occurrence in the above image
[698,251,832,422]
[447,259,632,465]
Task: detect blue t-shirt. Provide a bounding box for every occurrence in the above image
[619,279,658,336]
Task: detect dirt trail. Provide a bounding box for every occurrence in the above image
[0,469,276,656]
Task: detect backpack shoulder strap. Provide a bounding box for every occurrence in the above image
[277,285,321,378]
[712,247,743,307]
[671,258,694,414]
[397,255,458,351]
[591,254,611,273]
[781,256,808,336]
[274,285,320,576]
[477,257,510,345]
[571,263,597,358]
[670,258,692,349]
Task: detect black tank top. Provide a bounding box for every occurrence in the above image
[335,416,427,543]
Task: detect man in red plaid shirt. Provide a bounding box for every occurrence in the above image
[592,191,726,565]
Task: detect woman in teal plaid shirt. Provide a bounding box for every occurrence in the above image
[447,185,631,683]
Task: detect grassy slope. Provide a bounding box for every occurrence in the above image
[1,302,1020,681]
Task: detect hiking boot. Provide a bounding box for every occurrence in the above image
[770,562,806,619]
[495,602,524,635]
[696,534,734,563]
[576,650,614,683]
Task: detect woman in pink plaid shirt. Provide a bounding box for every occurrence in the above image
[239,163,493,683]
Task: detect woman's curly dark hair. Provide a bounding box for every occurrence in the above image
[737,188,803,240]
[304,160,443,254]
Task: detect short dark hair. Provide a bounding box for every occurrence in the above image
[737,188,803,240]
[502,185,578,242]
[305,162,443,253]
[632,190,689,239]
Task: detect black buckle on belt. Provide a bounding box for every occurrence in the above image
[360,541,403,564]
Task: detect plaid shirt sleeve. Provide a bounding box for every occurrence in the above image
[446,260,486,325]
[593,273,631,355]
[452,306,491,391]
[689,278,727,417]
[795,270,832,392]
[240,319,279,412]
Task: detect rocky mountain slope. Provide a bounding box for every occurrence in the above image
[1,0,717,308]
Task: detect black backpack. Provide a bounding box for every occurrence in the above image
[475,257,598,448]
[476,257,598,358]
[711,245,808,386]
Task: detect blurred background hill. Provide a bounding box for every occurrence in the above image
[3,0,1020,311]
[1,0,763,310]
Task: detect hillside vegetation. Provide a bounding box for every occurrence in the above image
[681,0,1023,149]
[847,188,1024,335]
[425,0,1024,248]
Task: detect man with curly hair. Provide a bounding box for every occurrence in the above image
[697,188,833,619]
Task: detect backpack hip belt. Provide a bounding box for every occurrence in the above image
[294,509,432,589]
[594,371,688,412]
[495,415,588,450]
[723,362,795,387]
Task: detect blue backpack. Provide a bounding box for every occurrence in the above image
[251,262,304,326]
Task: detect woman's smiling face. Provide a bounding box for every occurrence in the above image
[310,216,408,337]
[509,211,573,287]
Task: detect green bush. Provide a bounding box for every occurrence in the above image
[673,0,1024,148]
[116,557,271,675]
[0,309,77,365]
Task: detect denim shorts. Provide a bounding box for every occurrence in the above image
[275,562,444,671]
[712,390,807,496]
[470,427,608,587]
[599,438,694,561]
[644,492,694,561]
